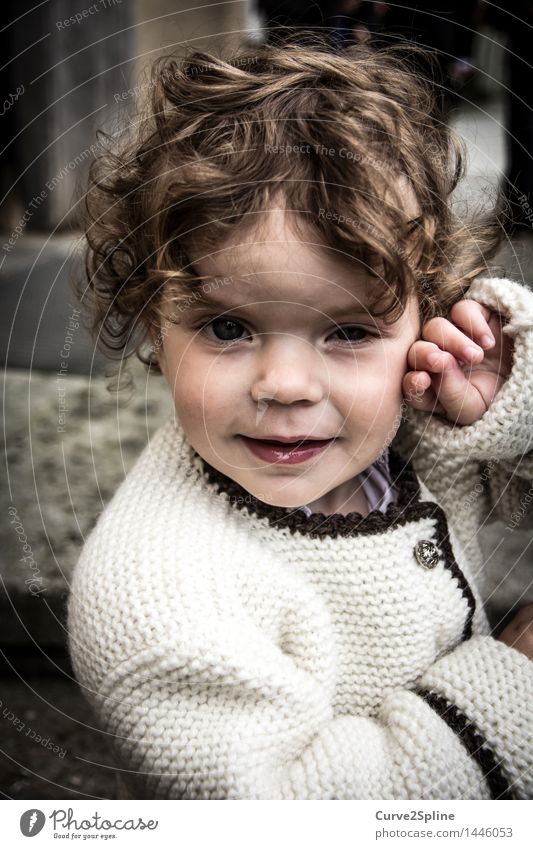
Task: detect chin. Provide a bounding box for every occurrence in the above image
[239,477,315,509]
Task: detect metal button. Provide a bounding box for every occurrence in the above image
[414,540,440,569]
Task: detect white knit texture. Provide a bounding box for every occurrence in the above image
[68,276,533,799]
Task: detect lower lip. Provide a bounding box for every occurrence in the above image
[240,436,336,464]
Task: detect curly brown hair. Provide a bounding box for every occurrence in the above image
[79,31,503,372]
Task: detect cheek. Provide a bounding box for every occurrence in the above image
[338,351,406,427]
[344,350,406,399]
[166,349,239,425]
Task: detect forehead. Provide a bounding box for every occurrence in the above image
[188,208,379,308]
[187,176,421,302]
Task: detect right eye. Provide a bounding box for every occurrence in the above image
[200,317,251,345]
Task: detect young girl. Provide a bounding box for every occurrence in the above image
[68,35,533,800]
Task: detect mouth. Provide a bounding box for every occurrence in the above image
[239,435,337,464]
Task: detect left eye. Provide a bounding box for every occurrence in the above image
[329,326,371,344]
[204,318,250,342]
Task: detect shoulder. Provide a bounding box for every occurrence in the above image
[78,417,205,547]
[69,418,216,613]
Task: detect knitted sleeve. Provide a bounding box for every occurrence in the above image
[68,561,533,800]
[395,276,533,529]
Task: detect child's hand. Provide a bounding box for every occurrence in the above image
[496,603,533,661]
[403,299,514,424]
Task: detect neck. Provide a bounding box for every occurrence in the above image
[304,476,370,517]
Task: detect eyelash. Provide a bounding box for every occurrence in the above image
[193,316,378,347]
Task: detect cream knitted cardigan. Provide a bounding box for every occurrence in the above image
[68,276,533,800]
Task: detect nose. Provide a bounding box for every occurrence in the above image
[250,335,325,406]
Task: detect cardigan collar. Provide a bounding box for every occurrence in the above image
[196,448,424,538]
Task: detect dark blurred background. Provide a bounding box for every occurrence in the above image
[1,0,532,800]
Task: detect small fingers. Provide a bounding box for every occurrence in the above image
[408,340,455,372]
[405,352,488,424]
[449,299,495,350]
[430,354,487,424]
[408,339,483,374]
[421,316,486,365]
[402,370,446,415]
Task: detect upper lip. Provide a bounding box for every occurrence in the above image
[241,434,336,443]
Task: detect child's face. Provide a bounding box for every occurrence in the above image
[157,209,421,511]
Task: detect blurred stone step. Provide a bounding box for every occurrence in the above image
[1,363,174,648]
[0,234,108,373]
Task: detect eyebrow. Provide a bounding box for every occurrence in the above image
[184,255,386,317]
[185,285,376,317]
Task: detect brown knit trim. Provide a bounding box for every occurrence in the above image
[416,688,516,800]
[198,448,422,538]
[430,504,476,641]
